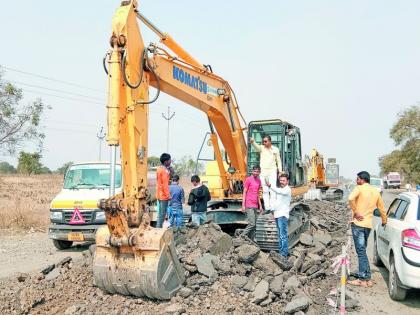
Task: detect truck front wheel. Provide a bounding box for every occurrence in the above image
[53,240,73,250]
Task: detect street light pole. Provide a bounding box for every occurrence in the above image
[161,106,175,152]
[97,126,106,160]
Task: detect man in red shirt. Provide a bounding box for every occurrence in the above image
[239,165,262,239]
[156,153,172,228]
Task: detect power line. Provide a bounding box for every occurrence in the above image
[10,80,105,102]
[1,65,105,94]
[45,119,101,128]
[3,66,206,127]
[22,88,105,105]
[46,127,95,135]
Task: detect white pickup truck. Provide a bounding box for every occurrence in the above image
[48,161,156,249]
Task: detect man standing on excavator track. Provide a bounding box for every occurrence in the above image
[239,165,263,239]
[268,173,292,257]
[156,153,172,228]
[250,135,282,211]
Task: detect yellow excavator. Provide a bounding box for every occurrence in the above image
[94,0,308,300]
[306,148,343,200]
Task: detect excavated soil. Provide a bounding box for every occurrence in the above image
[0,200,360,315]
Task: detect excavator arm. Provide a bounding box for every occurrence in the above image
[94,0,247,300]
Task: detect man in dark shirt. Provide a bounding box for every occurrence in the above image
[187,175,211,226]
[169,175,185,228]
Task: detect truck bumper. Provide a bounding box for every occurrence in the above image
[48,224,104,242]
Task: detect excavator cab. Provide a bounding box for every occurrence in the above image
[247,119,306,187]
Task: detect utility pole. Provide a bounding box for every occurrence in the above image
[161,106,175,152]
[96,126,106,160]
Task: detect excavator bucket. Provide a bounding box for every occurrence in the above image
[93,226,185,300]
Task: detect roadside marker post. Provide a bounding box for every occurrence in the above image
[339,245,347,314]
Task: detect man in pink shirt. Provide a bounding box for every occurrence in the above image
[238,165,263,239]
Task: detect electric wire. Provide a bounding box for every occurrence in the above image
[1,66,105,94]
[10,80,105,102]
[22,88,105,105]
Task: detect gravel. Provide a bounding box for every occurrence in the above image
[0,199,353,315]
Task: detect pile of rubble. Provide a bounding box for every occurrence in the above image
[0,200,361,315]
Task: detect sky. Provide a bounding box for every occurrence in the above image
[1,0,419,178]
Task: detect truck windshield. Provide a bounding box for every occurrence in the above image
[63,164,122,189]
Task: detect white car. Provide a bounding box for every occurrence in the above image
[373,192,420,300]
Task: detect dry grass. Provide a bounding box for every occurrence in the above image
[0,174,63,230]
[0,174,193,230]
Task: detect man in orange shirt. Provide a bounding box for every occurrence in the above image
[156,153,172,228]
[348,171,387,287]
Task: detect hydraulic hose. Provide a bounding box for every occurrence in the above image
[121,48,147,89]
[119,47,160,105]
[103,52,110,75]
[136,51,160,105]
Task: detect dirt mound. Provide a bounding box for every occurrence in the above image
[0,200,360,315]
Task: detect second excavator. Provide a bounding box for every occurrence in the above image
[94,0,309,300]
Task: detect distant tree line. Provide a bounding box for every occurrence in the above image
[379,105,420,183]
[148,155,203,177]
[0,152,57,175]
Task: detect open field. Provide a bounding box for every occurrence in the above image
[0,174,193,230]
[0,175,63,230]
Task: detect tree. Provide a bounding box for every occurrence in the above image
[147,156,160,168]
[389,105,420,146]
[0,161,16,174]
[39,166,52,174]
[56,161,73,174]
[17,151,43,175]
[379,105,420,183]
[173,155,203,177]
[0,70,47,155]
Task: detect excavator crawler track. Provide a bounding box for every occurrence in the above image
[255,202,310,252]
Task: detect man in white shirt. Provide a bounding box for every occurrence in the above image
[268,173,291,257]
[250,135,282,211]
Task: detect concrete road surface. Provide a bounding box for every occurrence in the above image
[351,189,420,314]
[0,230,89,279]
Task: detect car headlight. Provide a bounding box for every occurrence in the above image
[95,211,106,221]
[50,211,63,220]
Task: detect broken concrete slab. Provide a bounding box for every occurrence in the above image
[299,233,313,246]
[41,264,55,275]
[284,275,301,290]
[57,256,72,267]
[231,275,248,289]
[306,253,322,264]
[300,259,315,273]
[305,265,320,276]
[269,275,284,295]
[164,303,186,315]
[269,251,292,271]
[237,244,260,263]
[314,232,332,246]
[284,296,310,314]
[178,287,193,298]
[45,268,60,281]
[209,234,233,256]
[194,254,218,278]
[252,253,278,276]
[252,279,269,304]
[243,276,258,292]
